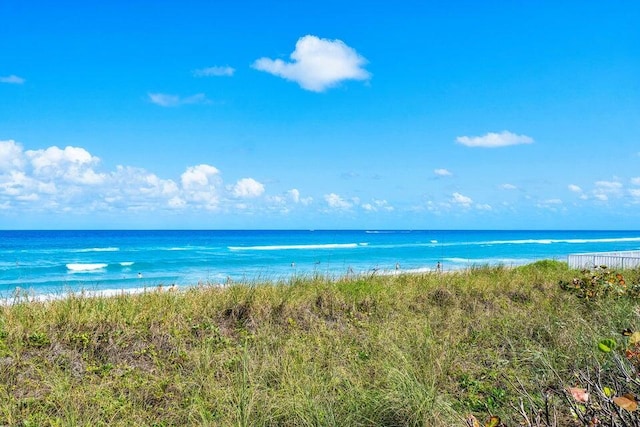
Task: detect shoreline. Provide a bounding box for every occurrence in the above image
[1,261,529,306]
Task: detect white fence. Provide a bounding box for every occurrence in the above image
[568,251,640,269]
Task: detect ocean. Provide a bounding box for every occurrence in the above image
[1,229,640,299]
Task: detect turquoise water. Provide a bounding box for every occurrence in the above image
[2,230,640,298]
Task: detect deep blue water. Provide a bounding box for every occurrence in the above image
[1,230,640,298]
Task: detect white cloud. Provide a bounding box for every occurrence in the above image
[476,203,492,211]
[451,192,473,207]
[631,177,640,186]
[0,140,26,171]
[456,131,534,148]
[595,180,622,190]
[181,164,220,189]
[324,193,352,210]
[434,168,452,177]
[180,164,222,209]
[543,199,562,205]
[232,178,265,198]
[593,180,623,201]
[501,183,517,190]
[537,199,564,210]
[288,188,312,205]
[362,199,394,212]
[252,35,370,92]
[148,93,208,107]
[193,66,235,77]
[0,75,25,84]
[568,184,582,193]
[288,188,300,203]
[25,146,105,185]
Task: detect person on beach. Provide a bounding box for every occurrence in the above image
[436,261,441,273]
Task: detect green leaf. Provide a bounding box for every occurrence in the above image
[604,387,615,398]
[598,338,617,353]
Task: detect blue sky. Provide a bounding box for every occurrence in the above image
[1,1,639,229]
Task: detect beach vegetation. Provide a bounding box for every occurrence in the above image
[0,261,639,425]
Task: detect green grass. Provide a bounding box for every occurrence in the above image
[1,260,639,426]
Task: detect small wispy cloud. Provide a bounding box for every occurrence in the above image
[148,93,208,107]
[324,193,352,210]
[592,180,623,201]
[501,183,517,190]
[568,184,582,193]
[193,66,235,77]
[456,131,533,148]
[361,199,394,212]
[451,192,473,208]
[434,168,452,177]
[252,35,370,92]
[0,75,25,84]
[537,199,563,210]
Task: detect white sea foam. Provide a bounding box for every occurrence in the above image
[471,237,640,246]
[75,247,120,252]
[66,263,108,272]
[120,262,135,266]
[228,243,361,251]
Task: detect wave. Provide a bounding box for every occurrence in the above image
[75,247,120,252]
[119,262,135,266]
[228,243,362,251]
[66,263,108,272]
[467,237,640,246]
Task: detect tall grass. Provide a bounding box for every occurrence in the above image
[0,261,638,426]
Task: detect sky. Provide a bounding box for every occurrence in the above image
[1,1,639,229]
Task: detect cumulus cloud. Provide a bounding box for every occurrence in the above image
[287,188,312,205]
[0,141,277,215]
[288,188,300,203]
[501,183,517,190]
[181,164,220,189]
[456,131,534,148]
[324,193,352,210]
[434,168,452,177]
[252,35,370,92]
[0,75,25,84]
[568,184,582,193]
[24,145,105,185]
[193,66,235,77]
[232,178,265,198]
[451,192,473,207]
[0,140,26,171]
[148,93,208,107]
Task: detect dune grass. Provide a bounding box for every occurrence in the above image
[1,260,639,426]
